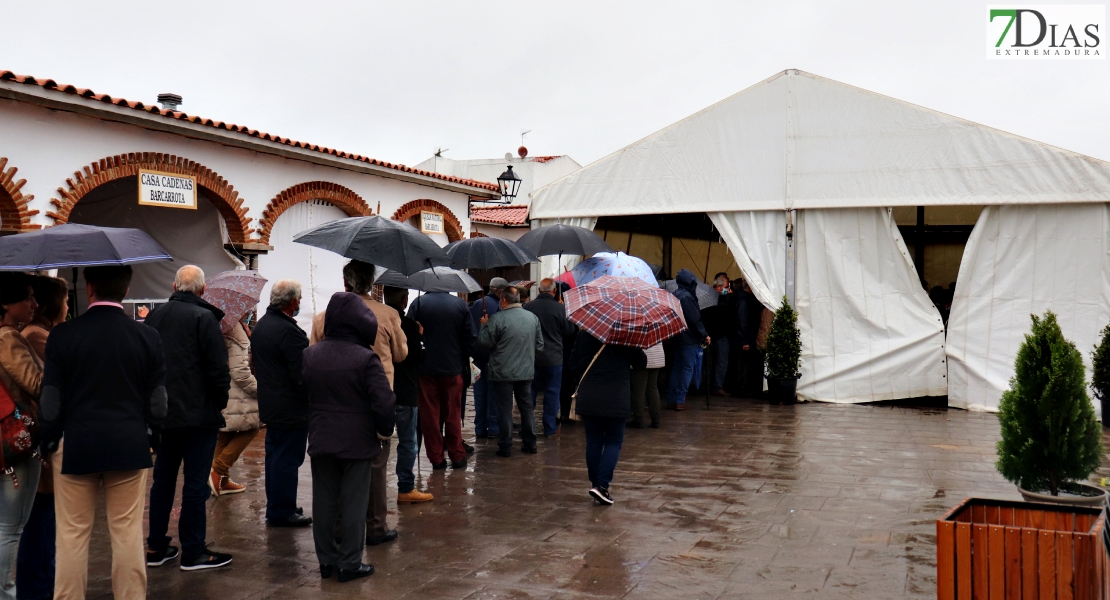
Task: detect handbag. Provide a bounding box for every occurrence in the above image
[568,345,606,419]
[0,378,38,489]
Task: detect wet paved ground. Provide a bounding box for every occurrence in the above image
[81,396,1050,599]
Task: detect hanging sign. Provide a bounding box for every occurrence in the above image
[138,169,197,209]
[420,210,444,234]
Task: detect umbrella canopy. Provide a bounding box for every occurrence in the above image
[375,266,481,294]
[292,216,451,275]
[202,270,268,334]
[647,263,670,282]
[564,275,688,348]
[571,252,658,287]
[661,278,718,310]
[514,224,613,258]
[444,237,538,270]
[0,223,172,271]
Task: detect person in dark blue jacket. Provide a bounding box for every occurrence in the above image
[667,270,710,411]
[468,277,507,438]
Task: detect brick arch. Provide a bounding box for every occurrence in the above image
[390,199,464,243]
[257,181,372,244]
[51,152,251,242]
[0,158,40,233]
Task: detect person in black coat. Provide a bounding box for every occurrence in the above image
[251,279,314,528]
[142,265,233,570]
[303,292,395,582]
[667,269,710,411]
[383,287,433,505]
[524,278,577,437]
[40,265,167,597]
[569,332,647,505]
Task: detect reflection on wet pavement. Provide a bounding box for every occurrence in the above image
[81,396,1044,598]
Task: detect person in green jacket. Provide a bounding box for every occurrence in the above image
[477,286,543,458]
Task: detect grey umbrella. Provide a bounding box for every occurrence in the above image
[662,278,718,310]
[444,237,538,270]
[0,223,172,271]
[514,224,613,258]
[292,216,451,275]
[375,266,481,294]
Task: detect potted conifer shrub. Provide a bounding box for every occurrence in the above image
[996,311,1106,506]
[764,296,801,405]
[1090,322,1110,427]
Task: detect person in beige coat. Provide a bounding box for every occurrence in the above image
[209,313,259,496]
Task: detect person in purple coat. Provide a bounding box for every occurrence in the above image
[302,293,396,583]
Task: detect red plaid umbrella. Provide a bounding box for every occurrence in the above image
[564,275,688,348]
[203,270,267,334]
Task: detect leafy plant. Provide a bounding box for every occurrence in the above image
[996,311,1103,496]
[1091,322,1110,403]
[765,296,801,379]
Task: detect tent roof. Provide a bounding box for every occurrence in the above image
[530,69,1110,219]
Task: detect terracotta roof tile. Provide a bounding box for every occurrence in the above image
[0,70,499,193]
[470,204,529,226]
[529,155,561,163]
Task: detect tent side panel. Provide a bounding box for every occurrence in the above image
[946,204,1110,414]
[796,208,948,403]
[708,211,787,310]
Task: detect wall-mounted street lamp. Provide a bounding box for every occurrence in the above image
[496,165,522,204]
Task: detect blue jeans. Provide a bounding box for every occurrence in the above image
[532,364,563,436]
[148,426,218,560]
[264,425,309,521]
[668,343,699,405]
[473,365,500,436]
[395,406,419,493]
[581,416,625,490]
[0,460,40,600]
[16,492,54,600]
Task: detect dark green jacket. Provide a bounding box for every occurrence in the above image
[477,305,543,382]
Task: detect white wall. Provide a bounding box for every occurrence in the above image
[413,155,582,206]
[0,99,472,236]
[473,223,528,241]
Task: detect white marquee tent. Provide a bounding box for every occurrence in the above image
[530,69,1110,411]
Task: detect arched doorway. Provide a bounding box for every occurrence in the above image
[391,199,464,246]
[56,153,251,312]
[0,158,39,234]
[255,182,372,330]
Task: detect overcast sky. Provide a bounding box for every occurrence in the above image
[3,1,1108,172]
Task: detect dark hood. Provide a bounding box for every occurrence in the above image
[323,292,378,347]
[170,290,225,322]
[676,269,699,294]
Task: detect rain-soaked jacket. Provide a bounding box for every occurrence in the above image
[303,292,395,461]
[672,269,709,347]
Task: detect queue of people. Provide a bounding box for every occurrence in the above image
[0,257,771,598]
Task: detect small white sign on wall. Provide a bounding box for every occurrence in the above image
[138,169,197,209]
[420,210,444,234]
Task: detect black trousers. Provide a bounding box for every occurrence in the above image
[492,380,536,452]
[310,456,371,570]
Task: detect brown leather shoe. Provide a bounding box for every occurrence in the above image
[220,476,246,495]
[397,490,434,504]
[675,403,688,412]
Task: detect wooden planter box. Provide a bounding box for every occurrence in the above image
[937,497,1108,599]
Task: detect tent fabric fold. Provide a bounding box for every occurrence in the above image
[795,208,948,403]
[708,211,786,311]
[946,204,1110,415]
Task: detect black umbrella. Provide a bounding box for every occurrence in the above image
[0,223,172,271]
[292,216,451,276]
[647,263,670,282]
[444,237,538,270]
[375,266,481,294]
[514,224,613,258]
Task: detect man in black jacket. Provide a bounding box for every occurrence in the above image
[524,278,576,437]
[251,279,313,528]
[667,269,710,411]
[383,287,433,505]
[41,265,167,597]
[143,265,233,571]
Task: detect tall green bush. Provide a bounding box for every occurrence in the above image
[996,311,1103,496]
[1090,322,1110,404]
[765,296,801,379]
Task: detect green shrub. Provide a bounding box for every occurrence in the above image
[765,296,801,379]
[1090,322,1110,404]
[996,311,1103,496]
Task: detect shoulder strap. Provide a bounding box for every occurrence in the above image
[572,345,606,398]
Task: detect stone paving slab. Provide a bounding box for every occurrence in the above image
[77,396,1110,599]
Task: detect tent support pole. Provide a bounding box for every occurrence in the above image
[785,210,796,307]
[662,236,672,279]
